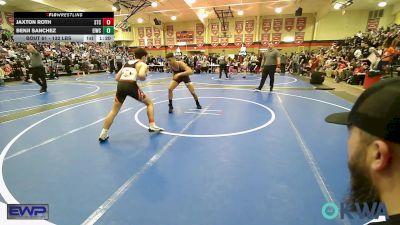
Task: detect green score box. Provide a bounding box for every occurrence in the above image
[103,26,114,34]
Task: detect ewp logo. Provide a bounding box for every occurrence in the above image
[7,204,49,220]
[322,202,387,220]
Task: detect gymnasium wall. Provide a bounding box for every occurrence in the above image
[313,10,369,40]
[129,14,316,43]
[396,12,400,24]
[380,4,396,28]
[119,13,319,56]
[114,29,135,41]
[392,1,400,24]
[315,5,398,40]
[119,5,399,56]
[0,12,13,31]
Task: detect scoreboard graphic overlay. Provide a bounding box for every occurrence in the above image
[14,12,114,42]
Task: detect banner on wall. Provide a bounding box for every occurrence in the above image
[138,27,144,38]
[211,23,219,35]
[262,18,271,32]
[196,36,204,47]
[220,37,229,47]
[167,38,174,48]
[146,38,153,48]
[261,33,270,46]
[167,25,174,37]
[221,22,229,32]
[366,18,380,31]
[245,20,254,33]
[211,36,219,47]
[153,27,161,38]
[139,39,145,47]
[296,17,307,31]
[234,34,243,46]
[273,18,283,32]
[145,27,152,38]
[244,34,253,46]
[272,33,281,44]
[154,38,161,48]
[295,32,305,44]
[4,12,13,26]
[235,21,243,34]
[196,23,204,35]
[285,18,295,32]
[176,31,194,42]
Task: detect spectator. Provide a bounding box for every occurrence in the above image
[200,59,209,73]
[0,64,5,86]
[280,53,287,74]
[325,78,400,225]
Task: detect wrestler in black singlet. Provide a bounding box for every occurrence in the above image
[171,62,191,83]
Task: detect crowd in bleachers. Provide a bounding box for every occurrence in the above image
[0,29,132,84]
[284,24,400,84]
[156,24,399,82]
[1,24,399,86]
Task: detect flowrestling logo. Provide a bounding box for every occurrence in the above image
[322,202,387,220]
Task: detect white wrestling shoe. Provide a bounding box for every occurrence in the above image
[148,125,164,132]
[98,129,109,142]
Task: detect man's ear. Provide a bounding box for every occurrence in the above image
[370,140,392,172]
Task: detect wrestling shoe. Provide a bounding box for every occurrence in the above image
[98,131,109,143]
[168,104,173,113]
[148,125,164,132]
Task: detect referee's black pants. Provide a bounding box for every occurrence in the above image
[257,65,276,90]
[30,66,47,91]
[219,64,228,78]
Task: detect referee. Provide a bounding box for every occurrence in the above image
[255,42,281,92]
[27,44,47,93]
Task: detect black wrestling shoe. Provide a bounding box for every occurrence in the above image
[168,104,173,113]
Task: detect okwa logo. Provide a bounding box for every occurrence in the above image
[321,202,387,220]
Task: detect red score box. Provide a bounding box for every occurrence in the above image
[102,18,114,26]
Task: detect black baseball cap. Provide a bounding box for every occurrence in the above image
[325,77,400,144]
